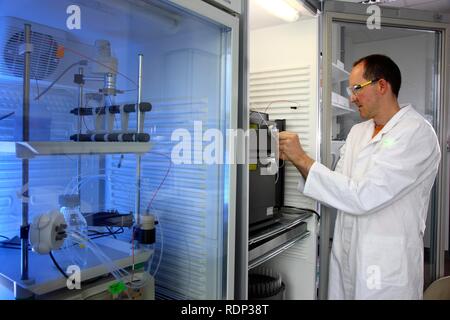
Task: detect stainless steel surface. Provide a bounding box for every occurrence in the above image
[249,222,308,262]
[249,231,310,270]
[249,212,311,245]
[248,212,312,271]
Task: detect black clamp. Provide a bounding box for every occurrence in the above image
[74,73,85,85]
[133,221,158,245]
[20,225,30,239]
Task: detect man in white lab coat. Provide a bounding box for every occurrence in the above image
[279,54,441,299]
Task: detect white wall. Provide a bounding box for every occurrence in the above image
[250,19,319,74]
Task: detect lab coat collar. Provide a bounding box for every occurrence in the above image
[368,104,412,144]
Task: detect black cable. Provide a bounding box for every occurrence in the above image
[282,206,320,221]
[0,235,10,240]
[90,227,124,236]
[50,250,109,285]
[0,236,31,250]
[117,154,125,168]
[88,227,124,240]
[0,112,15,121]
[106,226,117,239]
[49,251,68,279]
[0,244,24,250]
[88,230,104,236]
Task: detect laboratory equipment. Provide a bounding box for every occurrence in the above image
[0,20,154,299]
[134,214,156,247]
[83,210,134,228]
[0,0,241,300]
[249,111,285,231]
[29,211,67,255]
[247,111,313,290]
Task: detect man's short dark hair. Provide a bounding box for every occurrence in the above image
[353,54,402,98]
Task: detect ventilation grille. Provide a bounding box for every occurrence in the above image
[2,30,60,80]
[249,65,316,210]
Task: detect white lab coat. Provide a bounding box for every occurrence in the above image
[298,105,440,299]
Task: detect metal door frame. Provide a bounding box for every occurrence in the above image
[166,0,241,299]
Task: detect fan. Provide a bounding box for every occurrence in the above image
[3,30,60,80]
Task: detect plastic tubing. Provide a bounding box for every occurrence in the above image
[70,231,150,290]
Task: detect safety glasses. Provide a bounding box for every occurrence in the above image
[346,79,380,97]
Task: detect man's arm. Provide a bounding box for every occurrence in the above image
[278,126,440,215]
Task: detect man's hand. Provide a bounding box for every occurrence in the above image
[279,131,305,162]
[279,131,315,178]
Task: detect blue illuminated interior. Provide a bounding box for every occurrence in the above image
[0,0,231,299]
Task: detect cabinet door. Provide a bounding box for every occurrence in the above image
[0,0,239,300]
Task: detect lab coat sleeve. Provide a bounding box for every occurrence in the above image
[298,137,348,192]
[302,123,441,215]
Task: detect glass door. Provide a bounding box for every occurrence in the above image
[320,2,449,299]
[0,0,239,300]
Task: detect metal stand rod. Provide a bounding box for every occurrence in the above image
[21,23,31,281]
[137,54,143,134]
[135,54,143,226]
[77,67,84,196]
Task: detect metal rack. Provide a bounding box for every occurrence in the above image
[0,141,151,159]
[248,210,312,270]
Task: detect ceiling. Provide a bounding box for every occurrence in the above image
[249,0,450,30]
[249,0,314,30]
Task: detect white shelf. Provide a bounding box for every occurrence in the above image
[332,103,355,116]
[0,141,152,159]
[332,63,350,84]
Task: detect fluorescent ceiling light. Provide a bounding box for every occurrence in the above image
[256,0,301,22]
[288,0,318,17]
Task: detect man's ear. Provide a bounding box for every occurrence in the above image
[378,79,389,95]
